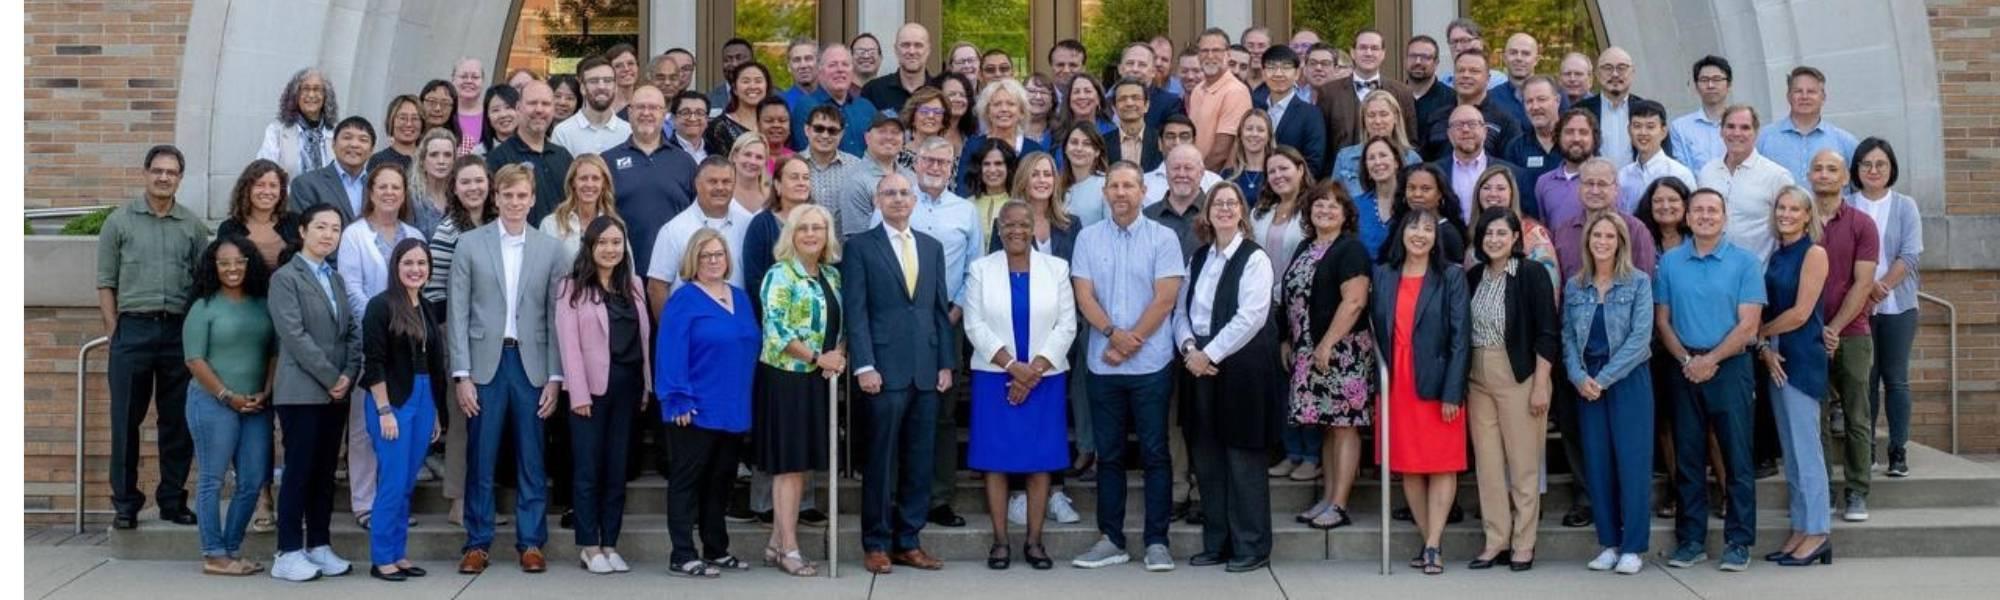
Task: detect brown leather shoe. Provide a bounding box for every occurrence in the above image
[891,548,943,570]
[520,547,547,573]
[457,549,489,574]
[864,551,893,574]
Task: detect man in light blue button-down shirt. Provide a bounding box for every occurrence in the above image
[1756,66,1859,183]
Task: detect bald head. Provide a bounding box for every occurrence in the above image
[1597,47,1633,97]
[1808,148,1849,196]
[894,23,931,76]
[1166,144,1205,199]
[519,80,555,140]
[1503,33,1539,80]
[1447,104,1488,158]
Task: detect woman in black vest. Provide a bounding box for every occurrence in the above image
[1172,182,1280,573]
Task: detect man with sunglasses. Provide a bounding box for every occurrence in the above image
[802,105,864,233]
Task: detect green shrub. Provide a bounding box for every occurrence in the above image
[59,207,115,236]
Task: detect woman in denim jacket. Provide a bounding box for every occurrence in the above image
[1561,212,1655,575]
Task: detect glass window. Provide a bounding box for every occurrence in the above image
[1081,0,1168,82]
[1293,0,1376,50]
[1465,0,1602,74]
[943,0,1029,76]
[504,0,642,76]
[736,0,818,90]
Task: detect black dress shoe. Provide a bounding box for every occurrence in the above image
[400,565,427,577]
[1169,501,1192,523]
[112,514,137,530]
[1561,505,1593,527]
[1467,550,1512,570]
[1185,502,1206,525]
[369,565,408,582]
[1755,461,1781,480]
[1189,551,1227,567]
[1225,555,1269,572]
[927,505,966,527]
[799,509,829,527]
[162,509,197,526]
[1509,557,1534,572]
[559,510,575,530]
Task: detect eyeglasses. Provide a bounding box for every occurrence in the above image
[1407,52,1437,63]
[810,124,842,135]
[1696,76,1730,85]
[1449,121,1485,131]
[914,106,946,117]
[1858,160,1892,172]
[697,251,728,262]
[918,156,954,167]
[1598,64,1634,74]
[147,168,182,177]
[676,109,708,119]
[423,98,453,109]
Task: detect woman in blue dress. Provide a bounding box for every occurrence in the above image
[961,201,1078,571]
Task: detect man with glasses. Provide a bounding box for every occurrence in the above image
[1406,35,1454,144]
[99,144,210,530]
[485,81,574,223]
[1575,47,1646,168]
[1112,42,1185,130]
[834,115,919,237]
[1671,56,1734,173]
[851,33,884,81]
[802,105,863,230]
[1430,104,1524,224]
[1109,78,1164,172]
[666,91,712,164]
[605,84,697,279]
[1251,46,1327,176]
[979,49,1015,89]
[646,53,688,137]
[1143,114,1222,206]
[552,55,633,156]
[864,23,934,118]
[1317,29,1419,164]
[1188,28,1251,171]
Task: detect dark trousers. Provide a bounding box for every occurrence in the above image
[275,403,344,553]
[1088,368,1174,549]
[666,424,739,564]
[1186,376,1271,559]
[464,348,549,552]
[546,392,574,511]
[1869,310,1919,454]
[1671,352,1757,549]
[860,385,939,553]
[570,361,641,547]
[108,313,193,516]
[1578,358,1655,554]
[1552,377,1592,509]
[1752,359,1782,465]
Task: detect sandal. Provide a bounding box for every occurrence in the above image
[355,512,372,530]
[1024,543,1054,570]
[986,543,1011,570]
[1295,500,1330,524]
[761,545,782,567]
[1422,546,1444,575]
[668,559,720,578]
[776,549,818,577]
[1310,505,1351,530]
[706,555,753,572]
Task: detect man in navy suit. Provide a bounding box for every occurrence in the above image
[1250,46,1327,178]
[845,172,956,574]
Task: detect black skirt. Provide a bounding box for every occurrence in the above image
[752,364,831,474]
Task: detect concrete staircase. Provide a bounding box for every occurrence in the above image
[110,443,2000,564]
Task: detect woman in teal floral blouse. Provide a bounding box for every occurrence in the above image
[752,203,845,577]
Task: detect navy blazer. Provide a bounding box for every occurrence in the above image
[1426,155,1528,224]
[1489,80,1533,132]
[1252,86,1330,180]
[843,225,956,391]
[1368,263,1470,405]
[1104,125,1163,173]
[956,134,1045,197]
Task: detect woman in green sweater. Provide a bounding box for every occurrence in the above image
[182,235,277,576]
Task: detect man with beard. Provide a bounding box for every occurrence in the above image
[1574,48,1647,168]
[552,56,633,156]
[485,81,574,223]
[1534,109,1600,241]
[1504,76,1564,217]
[1405,35,1454,143]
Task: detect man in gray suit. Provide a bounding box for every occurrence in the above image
[447,163,568,574]
[288,116,376,223]
[846,172,955,574]
[266,202,363,581]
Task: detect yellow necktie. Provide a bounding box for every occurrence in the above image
[898,232,918,298]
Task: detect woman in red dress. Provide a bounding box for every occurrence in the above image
[1369,207,1471,575]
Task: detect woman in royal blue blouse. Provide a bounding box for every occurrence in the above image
[654,228,760,579]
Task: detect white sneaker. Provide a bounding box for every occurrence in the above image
[1587,547,1618,571]
[1049,490,1082,524]
[303,545,351,576]
[1614,553,1644,575]
[583,549,613,574]
[605,549,631,572]
[270,550,321,582]
[1007,492,1028,525]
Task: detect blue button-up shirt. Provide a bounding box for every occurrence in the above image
[336,165,367,219]
[1654,239,1767,350]
[1756,116,1860,183]
[1669,109,1725,172]
[299,255,340,311]
[793,88,878,157]
[1072,215,1188,375]
[874,188,981,303]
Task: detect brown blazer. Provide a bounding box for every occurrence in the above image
[1313,75,1421,156]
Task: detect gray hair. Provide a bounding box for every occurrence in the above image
[277,67,339,127]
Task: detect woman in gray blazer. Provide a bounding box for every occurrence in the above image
[265,203,363,582]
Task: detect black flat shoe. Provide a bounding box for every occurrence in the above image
[369,565,408,582]
[1189,551,1227,567]
[929,505,967,527]
[1467,550,1512,569]
[1561,505,1593,528]
[1024,543,1053,570]
[112,514,137,530]
[163,509,197,526]
[1225,555,1270,573]
[400,565,427,577]
[986,543,1010,570]
[559,510,575,530]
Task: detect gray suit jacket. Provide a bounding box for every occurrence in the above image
[289,165,360,224]
[268,255,362,405]
[447,221,566,386]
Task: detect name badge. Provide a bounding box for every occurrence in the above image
[615,156,634,170]
[1527,156,1545,169]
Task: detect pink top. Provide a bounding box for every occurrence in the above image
[456,113,484,154]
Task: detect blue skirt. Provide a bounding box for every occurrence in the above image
[966,370,1070,474]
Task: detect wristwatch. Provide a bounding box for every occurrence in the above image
[1099,324,1116,337]
[1181,340,1199,355]
[375,403,393,416]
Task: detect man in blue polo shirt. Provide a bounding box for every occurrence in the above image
[602,84,696,278]
[1654,188,1767,573]
[791,43,877,157]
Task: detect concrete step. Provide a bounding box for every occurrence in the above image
[329,442,1999,516]
[107,504,2000,563]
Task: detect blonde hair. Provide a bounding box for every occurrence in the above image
[773,204,842,265]
[678,228,732,283]
[406,127,460,205]
[1473,165,1525,221]
[1228,109,1275,180]
[1572,211,1636,286]
[730,131,771,191]
[976,78,1029,132]
[493,162,535,195]
[1359,90,1412,151]
[1009,151,1072,230]
[550,154,621,238]
[1773,185,1823,242]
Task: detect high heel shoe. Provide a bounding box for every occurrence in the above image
[1776,542,1833,566]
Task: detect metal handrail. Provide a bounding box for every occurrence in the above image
[1376,351,1391,575]
[26,206,104,221]
[827,372,841,578]
[75,335,110,533]
[1917,292,1959,454]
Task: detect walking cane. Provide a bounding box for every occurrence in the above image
[827,371,841,578]
[1377,351,1391,575]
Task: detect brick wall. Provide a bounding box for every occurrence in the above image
[24,0,194,210]
[1932,0,2000,216]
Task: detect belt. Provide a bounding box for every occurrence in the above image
[120,311,180,320]
[502,338,520,348]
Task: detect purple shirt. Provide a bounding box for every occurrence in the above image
[1451,152,1489,223]
[1534,165,1583,234]
[456,113,483,152]
[1818,202,1881,337]
[1552,211,1658,283]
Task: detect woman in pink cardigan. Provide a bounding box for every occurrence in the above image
[554,216,652,574]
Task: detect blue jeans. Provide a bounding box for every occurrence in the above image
[1869,309,1918,453]
[1578,357,1654,554]
[859,385,938,553]
[1771,382,1831,535]
[463,348,549,552]
[366,378,436,565]
[1671,352,1756,549]
[1279,424,1322,464]
[1088,368,1173,549]
[185,383,271,558]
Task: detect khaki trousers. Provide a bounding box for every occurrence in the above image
[1467,347,1545,552]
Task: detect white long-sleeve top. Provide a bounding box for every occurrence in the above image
[1173,234,1273,362]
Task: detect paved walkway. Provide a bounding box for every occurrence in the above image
[25,533,2000,600]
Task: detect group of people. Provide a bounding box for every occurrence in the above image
[97,14,1926,584]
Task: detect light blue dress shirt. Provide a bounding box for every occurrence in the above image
[1669,109,1725,173]
[873,188,982,303]
[1071,215,1188,375]
[1756,116,1860,183]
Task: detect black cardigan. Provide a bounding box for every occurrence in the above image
[361,294,448,410]
[1466,259,1562,383]
[1291,234,1374,347]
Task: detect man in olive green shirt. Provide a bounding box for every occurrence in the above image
[96,144,211,529]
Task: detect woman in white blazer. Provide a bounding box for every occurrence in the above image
[334,163,423,526]
[257,68,339,176]
[960,201,1077,570]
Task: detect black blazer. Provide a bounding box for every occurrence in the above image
[1104,125,1162,173]
[1369,262,1470,405]
[1466,259,1561,383]
[360,293,448,410]
[217,214,302,268]
[1573,93,1659,160]
[843,225,955,390]
[1252,85,1330,179]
